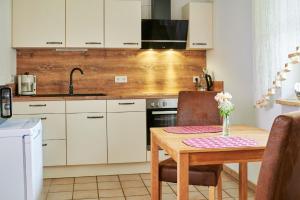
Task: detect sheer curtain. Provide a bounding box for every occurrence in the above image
[254,0,300,102]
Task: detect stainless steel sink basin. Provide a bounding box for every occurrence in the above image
[32,93,107,97]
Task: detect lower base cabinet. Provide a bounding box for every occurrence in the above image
[107,112,146,163]
[43,140,66,166]
[67,113,107,165]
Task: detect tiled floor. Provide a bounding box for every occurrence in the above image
[42,173,255,200]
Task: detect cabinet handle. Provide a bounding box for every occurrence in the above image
[29,104,47,107]
[192,42,207,46]
[42,144,47,147]
[46,42,63,45]
[123,42,139,45]
[118,102,135,105]
[41,117,47,120]
[85,42,102,45]
[87,116,104,119]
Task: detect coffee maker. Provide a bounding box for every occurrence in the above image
[0,86,12,122]
[18,73,36,95]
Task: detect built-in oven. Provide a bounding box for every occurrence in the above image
[146,98,178,150]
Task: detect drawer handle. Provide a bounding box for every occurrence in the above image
[118,102,135,105]
[29,104,47,107]
[41,117,47,120]
[87,116,104,119]
[85,42,102,45]
[46,42,63,45]
[42,144,47,147]
[123,42,139,45]
[193,42,207,46]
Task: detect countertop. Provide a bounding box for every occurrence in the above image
[276,99,300,107]
[12,93,179,102]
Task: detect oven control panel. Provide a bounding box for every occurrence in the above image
[146,99,178,109]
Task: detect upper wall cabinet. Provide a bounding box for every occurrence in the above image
[105,0,141,48]
[182,2,213,50]
[12,0,65,48]
[66,0,104,48]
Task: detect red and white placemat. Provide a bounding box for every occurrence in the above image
[164,126,222,134]
[182,136,257,149]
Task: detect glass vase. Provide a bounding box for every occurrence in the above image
[222,115,230,137]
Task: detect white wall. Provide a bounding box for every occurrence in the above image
[0,0,16,85]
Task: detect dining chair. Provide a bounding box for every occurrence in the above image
[159,91,223,200]
[256,112,300,200]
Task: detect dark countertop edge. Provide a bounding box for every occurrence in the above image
[12,94,179,102]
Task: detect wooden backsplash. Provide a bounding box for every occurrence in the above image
[17,49,208,95]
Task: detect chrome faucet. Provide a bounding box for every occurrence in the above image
[69,67,84,95]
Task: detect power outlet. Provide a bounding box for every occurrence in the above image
[115,76,128,83]
[193,76,200,83]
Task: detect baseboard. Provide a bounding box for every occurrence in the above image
[223,165,257,192]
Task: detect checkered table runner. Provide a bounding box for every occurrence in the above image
[182,136,257,149]
[164,126,222,134]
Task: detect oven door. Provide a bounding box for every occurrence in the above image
[146,108,177,150]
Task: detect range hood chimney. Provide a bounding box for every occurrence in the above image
[152,0,171,20]
[142,0,188,49]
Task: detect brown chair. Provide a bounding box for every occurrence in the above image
[159,91,223,200]
[256,112,300,200]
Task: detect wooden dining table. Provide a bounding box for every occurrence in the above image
[150,125,269,200]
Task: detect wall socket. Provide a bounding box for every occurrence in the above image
[193,76,200,83]
[115,75,128,83]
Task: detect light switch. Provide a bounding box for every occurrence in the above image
[115,76,128,83]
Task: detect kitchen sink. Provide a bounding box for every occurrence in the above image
[32,93,107,97]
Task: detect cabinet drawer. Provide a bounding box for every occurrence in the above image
[13,114,66,140]
[42,140,66,167]
[13,101,65,114]
[107,99,145,112]
[66,100,106,113]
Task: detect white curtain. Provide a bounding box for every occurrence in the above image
[254,0,300,101]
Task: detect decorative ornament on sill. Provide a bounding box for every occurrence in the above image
[256,46,300,108]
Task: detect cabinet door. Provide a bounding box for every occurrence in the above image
[105,0,141,48]
[66,0,104,48]
[107,112,146,163]
[43,140,66,166]
[13,114,66,140]
[67,113,107,165]
[12,0,65,48]
[184,2,213,49]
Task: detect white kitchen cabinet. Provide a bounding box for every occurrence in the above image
[67,113,107,165]
[43,140,67,166]
[182,2,213,49]
[66,0,104,48]
[107,99,146,163]
[12,0,65,48]
[105,0,142,48]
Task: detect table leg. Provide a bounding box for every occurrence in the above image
[239,162,248,200]
[177,153,189,200]
[151,136,160,200]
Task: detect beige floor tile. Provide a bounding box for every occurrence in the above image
[140,173,150,180]
[223,181,239,189]
[99,189,124,198]
[73,190,98,199]
[169,184,197,193]
[126,195,151,200]
[47,192,73,200]
[100,197,125,200]
[189,192,207,200]
[119,174,141,181]
[43,178,52,186]
[52,178,74,185]
[121,180,145,188]
[147,186,174,194]
[123,187,149,197]
[98,181,122,190]
[49,184,73,192]
[224,188,254,198]
[199,189,230,199]
[74,183,98,191]
[75,176,97,184]
[161,193,177,200]
[97,175,119,182]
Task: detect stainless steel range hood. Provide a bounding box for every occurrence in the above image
[141,0,188,49]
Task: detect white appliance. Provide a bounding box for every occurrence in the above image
[0,119,43,200]
[18,74,37,96]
